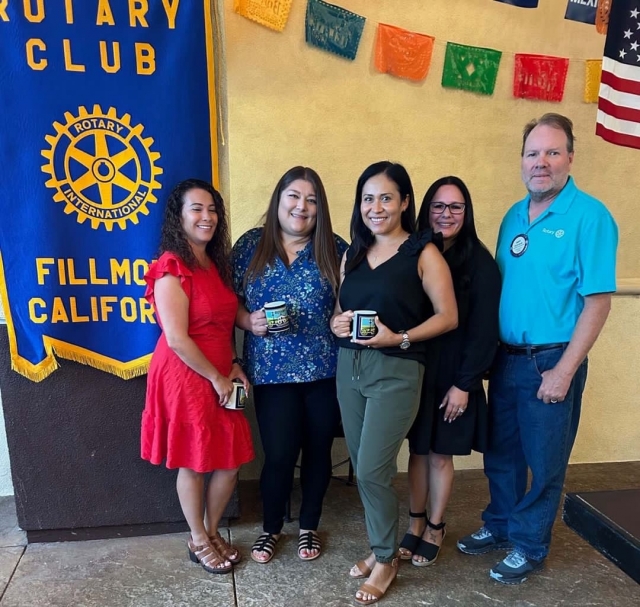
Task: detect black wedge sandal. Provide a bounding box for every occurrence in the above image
[398,510,426,560]
[412,518,446,567]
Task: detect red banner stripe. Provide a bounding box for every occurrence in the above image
[595,121,640,150]
[600,68,640,96]
[597,97,640,123]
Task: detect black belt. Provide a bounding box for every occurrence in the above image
[501,343,567,355]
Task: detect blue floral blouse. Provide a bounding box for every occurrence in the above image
[232,228,348,386]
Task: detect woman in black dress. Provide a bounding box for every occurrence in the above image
[400,176,501,566]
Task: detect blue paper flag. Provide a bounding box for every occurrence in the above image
[564,0,597,24]
[305,0,366,61]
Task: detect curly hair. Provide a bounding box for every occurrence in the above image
[159,178,232,287]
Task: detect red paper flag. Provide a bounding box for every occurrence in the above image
[374,23,435,82]
[596,1,640,149]
[513,54,569,102]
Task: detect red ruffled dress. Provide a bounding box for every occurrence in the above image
[141,252,254,472]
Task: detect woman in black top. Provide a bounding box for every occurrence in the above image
[330,162,457,605]
[400,176,501,567]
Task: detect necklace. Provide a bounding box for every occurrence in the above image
[370,235,406,264]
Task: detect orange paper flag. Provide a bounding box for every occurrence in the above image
[596,0,611,35]
[375,23,435,82]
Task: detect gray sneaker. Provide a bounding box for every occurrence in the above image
[489,550,544,585]
[457,526,511,555]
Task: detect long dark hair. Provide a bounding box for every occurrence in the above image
[244,166,341,292]
[345,161,416,274]
[159,178,232,286]
[417,176,481,276]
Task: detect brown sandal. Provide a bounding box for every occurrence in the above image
[187,538,232,574]
[210,531,241,564]
[349,559,373,579]
[355,558,399,605]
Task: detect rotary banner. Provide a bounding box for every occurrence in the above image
[0,1,219,382]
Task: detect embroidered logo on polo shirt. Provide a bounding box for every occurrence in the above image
[542,227,565,239]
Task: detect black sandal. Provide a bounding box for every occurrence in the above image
[250,532,280,564]
[298,531,322,561]
[412,518,446,567]
[398,511,426,560]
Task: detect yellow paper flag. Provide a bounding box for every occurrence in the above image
[234,0,293,33]
[584,60,602,104]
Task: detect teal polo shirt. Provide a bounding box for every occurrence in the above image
[496,177,618,345]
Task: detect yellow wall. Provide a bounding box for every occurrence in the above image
[221,0,640,479]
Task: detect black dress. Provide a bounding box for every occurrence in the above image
[408,242,501,455]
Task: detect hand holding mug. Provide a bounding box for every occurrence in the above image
[228,364,251,397]
[352,316,397,348]
[248,308,268,337]
[211,374,234,407]
[332,310,354,338]
[263,301,290,333]
[225,380,248,410]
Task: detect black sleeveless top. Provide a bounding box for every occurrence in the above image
[338,230,440,365]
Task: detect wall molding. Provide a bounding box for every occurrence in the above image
[616,279,640,296]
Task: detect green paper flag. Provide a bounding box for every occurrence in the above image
[442,42,502,96]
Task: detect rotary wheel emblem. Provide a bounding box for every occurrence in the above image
[41,105,163,231]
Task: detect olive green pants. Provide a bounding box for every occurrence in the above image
[337,347,424,563]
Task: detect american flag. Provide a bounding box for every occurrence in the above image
[597,1,640,149]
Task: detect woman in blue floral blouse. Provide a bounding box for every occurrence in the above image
[232,166,348,564]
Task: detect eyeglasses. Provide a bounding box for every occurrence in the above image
[430,202,466,215]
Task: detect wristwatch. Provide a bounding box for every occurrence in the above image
[399,331,411,350]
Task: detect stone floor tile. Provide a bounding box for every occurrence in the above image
[0,546,24,597]
[0,497,26,548]
[0,463,639,606]
[230,468,640,607]
[0,533,234,607]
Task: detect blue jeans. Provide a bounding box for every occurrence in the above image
[482,346,588,561]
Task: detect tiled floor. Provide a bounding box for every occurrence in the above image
[0,462,639,606]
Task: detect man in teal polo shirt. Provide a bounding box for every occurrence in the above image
[457,113,618,584]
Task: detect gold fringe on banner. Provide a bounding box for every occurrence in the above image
[2,250,151,383]
[46,338,151,380]
[9,348,60,383]
[0,253,57,382]
[584,59,602,103]
[7,335,150,383]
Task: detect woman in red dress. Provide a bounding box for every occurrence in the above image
[141,179,254,574]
